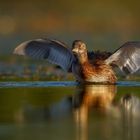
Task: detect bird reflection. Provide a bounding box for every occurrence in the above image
[73,85,117,121]
[120,94,140,140]
[120,94,140,117]
[73,84,116,109]
[15,85,140,140]
[73,84,116,140]
[72,86,140,140]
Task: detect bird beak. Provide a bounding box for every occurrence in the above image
[72,48,78,54]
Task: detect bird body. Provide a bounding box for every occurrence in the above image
[80,61,117,83]
[13,38,140,84]
[71,41,117,83]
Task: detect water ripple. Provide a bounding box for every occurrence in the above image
[0,81,77,88]
[0,81,139,88]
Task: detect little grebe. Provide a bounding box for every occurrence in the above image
[13,38,140,84]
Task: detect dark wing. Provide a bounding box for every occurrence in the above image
[13,38,75,71]
[105,41,140,74]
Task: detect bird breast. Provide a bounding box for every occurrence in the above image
[80,61,117,83]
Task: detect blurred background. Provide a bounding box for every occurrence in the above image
[0,2,140,139]
[0,0,140,80]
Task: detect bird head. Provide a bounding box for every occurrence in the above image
[72,40,87,55]
[72,40,88,63]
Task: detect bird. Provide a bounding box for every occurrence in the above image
[13,38,140,84]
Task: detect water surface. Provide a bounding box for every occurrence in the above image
[0,81,140,140]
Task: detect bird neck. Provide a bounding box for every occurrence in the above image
[78,51,88,64]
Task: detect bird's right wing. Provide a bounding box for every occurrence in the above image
[13,38,75,71]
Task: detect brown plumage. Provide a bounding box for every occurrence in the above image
[13,38,140,84]
[74,84,116,108]
[72,40,117,83]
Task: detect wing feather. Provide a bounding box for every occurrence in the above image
[13,38,75,71]
[105,41,140,74]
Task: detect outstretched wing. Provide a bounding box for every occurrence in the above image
[13,38,75,71]
[105,41,140,74]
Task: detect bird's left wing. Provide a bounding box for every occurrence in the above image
[13,38,75,71]
[105,41,140,74]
